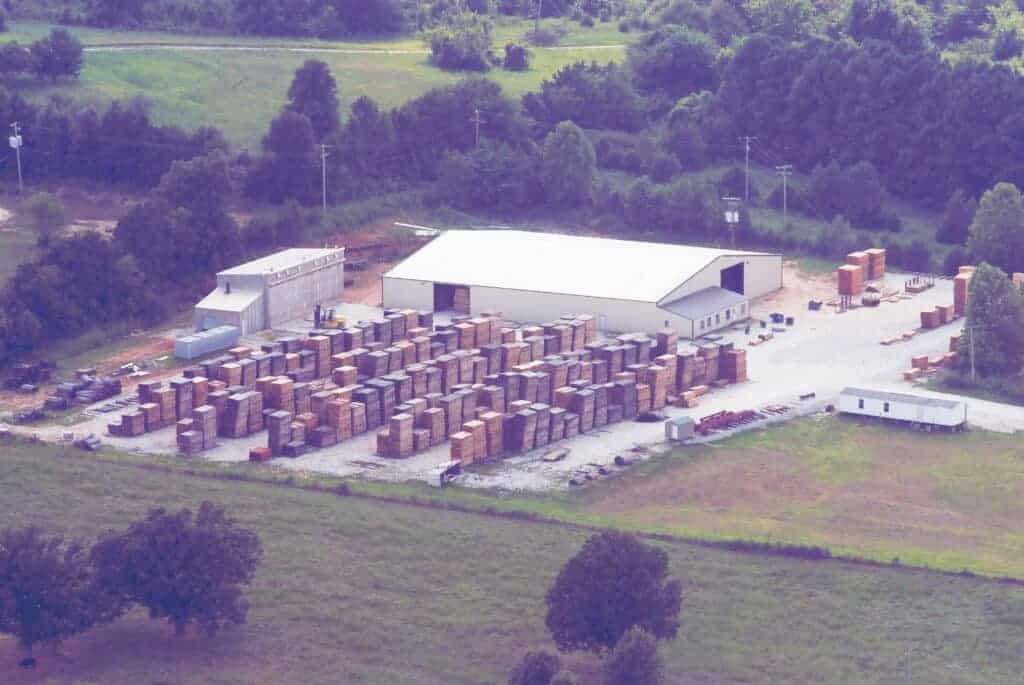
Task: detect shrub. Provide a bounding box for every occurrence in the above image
[650,153,681,183]
[603,627,663,685]
[718,166,758,202]
[426,13,494,71]
[525,27,560,46]
[508,650,561,685]
[593,131,656,174]
[503,42,530,71]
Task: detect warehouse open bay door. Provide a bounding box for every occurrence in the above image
[720,263,745,295]
[434,283,470,314]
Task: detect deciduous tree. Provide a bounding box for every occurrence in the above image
[968,182,1024,275]
[937,189,977,245]
[540,121,595,207]
[91,502,261,636]
[286,60,340,141]
[545,531,682,653]
[0,528,110,655]
[957,262,1024,376]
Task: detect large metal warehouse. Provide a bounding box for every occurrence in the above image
[194,248,345,334]
[382,231,781,337]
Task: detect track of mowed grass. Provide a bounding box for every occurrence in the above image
[5,21,627,149]
[568,417,1024,579]
[1,442,1023,684]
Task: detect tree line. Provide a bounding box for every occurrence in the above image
[0,502,261,661]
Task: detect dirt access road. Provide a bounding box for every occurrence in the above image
[83,44,624,55]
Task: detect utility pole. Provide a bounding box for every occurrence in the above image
[740,136,757,204]
[471,108,485,149]
[9,122,23,194]
[722,196,741,248]
[535,0,543,34]
[776,164,793,226]
[969,325,977,384]
[320,144,330,214]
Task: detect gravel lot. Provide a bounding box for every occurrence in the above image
[38,270,1020,492]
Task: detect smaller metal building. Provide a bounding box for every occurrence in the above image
[194,248,345,335]
[838,387,967,430]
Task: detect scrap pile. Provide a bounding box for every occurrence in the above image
[44,369,122,411]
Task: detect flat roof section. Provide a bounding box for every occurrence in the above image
[384,230,777,303]
[662,286,747,320]
[219,248,343,277]
[840,387,964,410]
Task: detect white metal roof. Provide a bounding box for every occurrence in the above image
[840,387,964,410]
[219,248,343,277]
[384,230,774,303]
[194,288,262,313]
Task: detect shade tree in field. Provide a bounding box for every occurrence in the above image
[968,182,1024,276]
[245,110,320,204]
[545,531,682,653]
[286,60,340,141]
[0,528,112,656]
[28,29,84,80]
[957,262,1024,377]
[91,502,262,636]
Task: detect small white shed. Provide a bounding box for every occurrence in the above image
[838,387,967,430]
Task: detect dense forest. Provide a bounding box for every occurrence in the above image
[5,0,1024,364]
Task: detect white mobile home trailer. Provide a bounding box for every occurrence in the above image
[838,387,967,431]
[382,231,782,338]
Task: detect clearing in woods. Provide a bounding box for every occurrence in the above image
[4,20,628,149]
[576,416,1024,578]
[0,440,1022,684]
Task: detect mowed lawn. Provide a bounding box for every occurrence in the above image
[1,442,1023,684]
[7,21,626,149]
[576,417,1024,578]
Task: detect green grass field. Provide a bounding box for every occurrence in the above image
[1,440,1022,684]
[563,417,1024,579]
[6,20,628,149]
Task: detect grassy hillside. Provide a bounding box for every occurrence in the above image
[1,439,1023,684]
[4,20,628,149]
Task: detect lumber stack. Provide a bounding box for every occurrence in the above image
[865,248,886,280]
[846,251,870,272]
[954,270,972,316]
[837,264,864,296]
[719,349,748,383]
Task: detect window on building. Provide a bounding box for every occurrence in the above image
[726,309,732,321]
[715,314,720,324]
[741,303,746,314]
[699,320,704,331]
[883,402,890,413]
[858,399,864,409]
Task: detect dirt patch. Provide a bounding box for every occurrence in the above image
[751,260,835,315]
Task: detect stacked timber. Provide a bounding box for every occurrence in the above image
[954,270,972,316]
[838,265,864,296]
[846,251,870,273]
[865,248,886,280]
